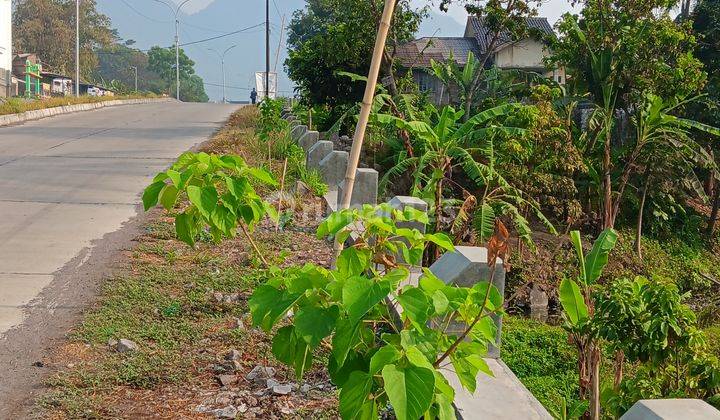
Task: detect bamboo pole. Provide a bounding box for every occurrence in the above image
[276,157,288,232]
[339,0,396,211]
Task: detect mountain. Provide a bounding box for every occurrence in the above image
[97,0,464,102]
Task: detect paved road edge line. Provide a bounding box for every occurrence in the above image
[0,98,176,128]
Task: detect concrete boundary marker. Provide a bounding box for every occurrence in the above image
[0,98,174,128]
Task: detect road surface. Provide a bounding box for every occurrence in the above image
[0,101,237,335]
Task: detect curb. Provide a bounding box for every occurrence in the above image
[0,98,175,128]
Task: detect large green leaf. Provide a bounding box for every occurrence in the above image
[450,351,492,393]
[249,285,299,331]
[294,305,339,347]
[396,288,431,328]
[569,231,586,283]
[584,228,618,284]
[143,181,165,211]
[342,277,391,324]
[337,247,371,277]
[332,317,361,367]
[174,212,196,247]
[369,345,401,374]
[382,364,435,420]
[271,325,314,379]
[559,278,588,326]
[474,203,495,244]
[339,371,376,420]
[187,185,218,219]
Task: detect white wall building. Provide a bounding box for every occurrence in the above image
[0,0,12,96]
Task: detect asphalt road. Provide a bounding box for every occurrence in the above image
[0,101,238,336]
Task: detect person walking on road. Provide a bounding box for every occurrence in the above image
[250,88,258,105]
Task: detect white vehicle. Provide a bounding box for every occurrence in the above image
[87,86,102,96]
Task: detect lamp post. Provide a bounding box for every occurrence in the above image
[130,66,138,92]
[208,45,236,103]
[153,0,194,101]
[75,0,80,96]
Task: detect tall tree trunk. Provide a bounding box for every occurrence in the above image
[613,349,625,390]
[635,176,650,259]
[589,345,601,420]
[709,187,720,236]
[705,149,715,196]
[602,128,614,229]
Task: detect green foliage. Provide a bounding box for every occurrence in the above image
[373,103,555,247]
[142,152,278,247]
[595,276,720,415]
[257,98,289,142]
[501,317,582,415]
[286,0,424,108]
[147,46,209,102]
[249,204,504,419]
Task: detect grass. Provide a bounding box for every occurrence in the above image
[0,93,159,116]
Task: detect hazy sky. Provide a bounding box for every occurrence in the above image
[173,0,580,25]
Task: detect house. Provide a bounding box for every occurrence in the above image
[0,0,13,97]
[395,16,565,105]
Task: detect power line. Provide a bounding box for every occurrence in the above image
[117,0,171,24]
[179,22,266,47]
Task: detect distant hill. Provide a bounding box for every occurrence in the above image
[97,0,464,102]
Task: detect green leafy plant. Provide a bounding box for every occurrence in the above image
[257,97,288,142]
[374,104,555,252]
[249,204,507,419]
[143,151,278,265]
[558,228,618,419]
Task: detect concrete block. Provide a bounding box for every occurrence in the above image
[318,150,348,190]
[429,246,505,358]
[291,125,308,142]
[388,196,428,233]
[337,168,378,208]
[620,399,720,420]
[299,130,320,151]
[306,140,334,171]
[446,358,552,419]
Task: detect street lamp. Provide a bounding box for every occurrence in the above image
[152,0,194,101]
[130,66,138,92]
[208,45,236,104]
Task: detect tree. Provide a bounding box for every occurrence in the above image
[691,0,720,235]
[552,8,710,230]
[147,46,208,102]
[13,0,115,78]
[95,44,166,94]
[285,0,423,109]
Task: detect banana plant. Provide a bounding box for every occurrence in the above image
[374,103,555,251]
[558,228,618,419]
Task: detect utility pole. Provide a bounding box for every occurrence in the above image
[130,66,138,92]
[153,0,193,101]
[265,0,270,99]
[75,0,80,96]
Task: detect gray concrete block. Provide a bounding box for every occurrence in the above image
[306,140,334,171]
[446,358,552,419]
[429,246,505,358]
[299,130,320,151]
[291,124,308,142]
[388,195,428,233]
[337,168,378,208]
[621,399,720,420]
[318,150,348,190]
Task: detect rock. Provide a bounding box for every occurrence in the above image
[295,180,311,196]
[213,405,238,419]
[215,395,232,406]
[225,349,242,361]
[529,284,549,322]
[212,292,224,303]
[107,338,118,347]
[231,360,243,372]
[246,396,258,407]
[224,293,240,304]
[113,339,138,353]
[300,384,312,393]
[245,365,275,385]
[272,384,293,395]
[217,374,238,387]
[230,317,245,331]
[266,378,280,389]
[237,403,248,413]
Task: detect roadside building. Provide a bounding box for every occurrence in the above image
[395,16,565,105]
[0,0,14,97]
